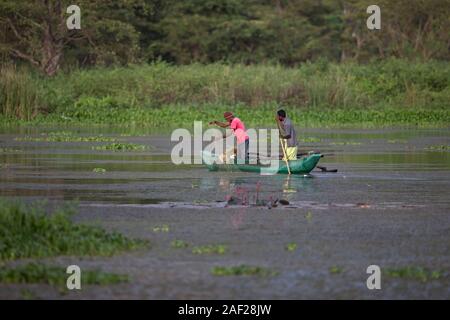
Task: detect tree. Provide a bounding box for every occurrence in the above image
[0,0,151,76]
[341,0,450,61]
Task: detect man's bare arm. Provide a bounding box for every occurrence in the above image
[209,120,229,128]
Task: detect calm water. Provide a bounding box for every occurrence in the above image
[1,127,449,212]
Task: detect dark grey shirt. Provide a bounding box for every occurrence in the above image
[280,117,297,147]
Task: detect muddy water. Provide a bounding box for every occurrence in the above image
[1,127,449,299]
[1,127,449,210]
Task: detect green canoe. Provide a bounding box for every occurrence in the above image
[202,151,322,175]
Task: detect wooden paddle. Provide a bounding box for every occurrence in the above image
[276,118,291,175]
[316,165,338,173]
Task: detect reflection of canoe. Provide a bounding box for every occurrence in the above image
[202,151,322,175]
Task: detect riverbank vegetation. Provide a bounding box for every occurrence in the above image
[1,60,449,128]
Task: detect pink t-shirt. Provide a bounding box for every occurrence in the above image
[230,117,249,144]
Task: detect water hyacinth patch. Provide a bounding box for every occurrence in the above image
[285,243,298,252]
[192,244,227,255]
[0,199,147,262]
[171,240,189,249]
[153,225,170,233]
[0,263,128,287]
[16,131,117,142]
[425,145,450,151]
[384,267,443,282]
[93,143,147,152]
[211,265,277,277]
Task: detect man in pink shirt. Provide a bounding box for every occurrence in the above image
[210,112,249,163]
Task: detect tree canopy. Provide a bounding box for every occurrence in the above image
[1,0,449,75]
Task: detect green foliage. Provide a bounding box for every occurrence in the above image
[211,265,277,277]
[0,198,146,261]
[385,267,442,282]
[0,263,128,286]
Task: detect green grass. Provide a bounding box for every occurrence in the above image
[192,244,227,255]
[93,142,147,151]
[0,263,128,286]
[0,199,147,262]
[171,240,189,249]
[385,267,443,282]
[211,265,276,277]
[1,60,450,128]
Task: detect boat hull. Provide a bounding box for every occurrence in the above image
[202,152,322,175]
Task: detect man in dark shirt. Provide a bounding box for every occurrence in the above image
[275,109,297,160]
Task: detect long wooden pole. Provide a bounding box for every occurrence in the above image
[276,121,291,175]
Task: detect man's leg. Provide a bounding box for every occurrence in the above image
[237,139,250,164]
[282,146,297,160]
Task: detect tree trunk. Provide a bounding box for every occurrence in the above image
[40,26,63,76]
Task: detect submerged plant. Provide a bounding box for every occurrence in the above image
[425,145,450,151]
[171,240,189,249]
[16,132,117,142]
[329,266,343,274]
[93,143,147,151]
[304,211,313,222]
[211,265,277,277]
[192,244,227,255]
[299,137,322,143]
[330,141,362,146]
[387,139,408,144]
[385,267,442,282]
[153,225,170,233]
[285,243,298,252]
[0,148,22,153]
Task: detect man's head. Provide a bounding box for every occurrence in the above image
[224,111,234,123]
[277,109,286,121]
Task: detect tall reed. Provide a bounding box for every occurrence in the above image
[0,65,41,120]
